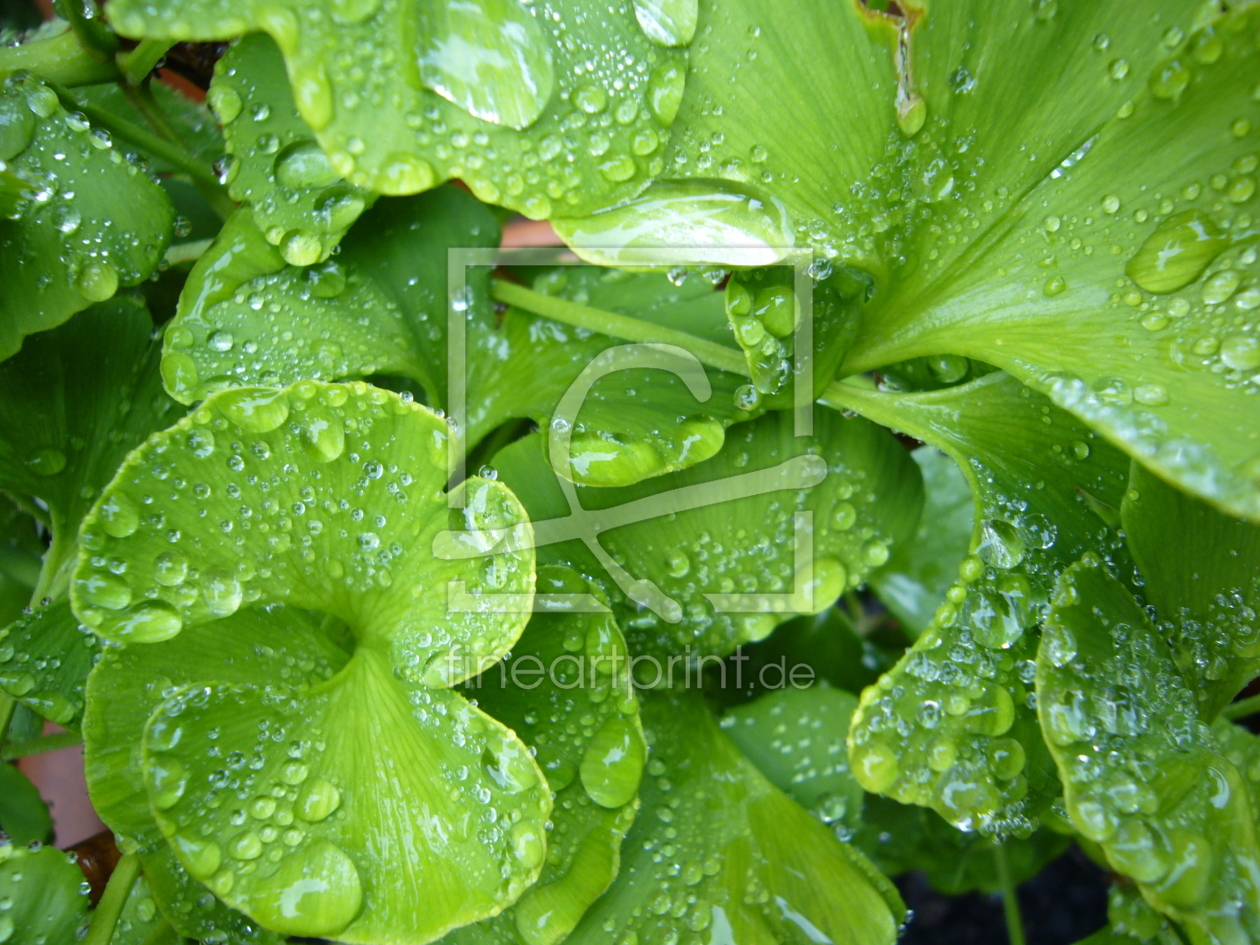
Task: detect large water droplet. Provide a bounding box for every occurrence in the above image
[237,839,362,937]
[274,140,341,190]
[579,715,645,808]
[633,0,698,47]
[1126,210,1230,294]
[25,447,66,477]
[217,387,292,433]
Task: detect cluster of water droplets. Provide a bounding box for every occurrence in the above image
[0,601,100,728]
[0,73,169,311]
[0,842,90,944]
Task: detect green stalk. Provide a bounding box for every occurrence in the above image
[0,28,120,86]
[1222,692,1260,721]
[81,854,141,945]
[56,0,120,60]
[116,39,174,85]
[2,730,83,760]
[492,280,750,378]
[48,83,230,199]
[995,844,1027,945]
[164,238,214,267]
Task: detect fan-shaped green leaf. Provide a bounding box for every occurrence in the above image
[838,373,1131,836]
[0,600,100,730]
[1036,556,1260,942]
[107,869,177,945]
[75,379,547,942]
[870,446,973,638]
[721,683,865,837]
[1122,463,1260,720]
[446,565,644,945]
[491,408,922,661]
[208,33,376,266]
[0,73,173,358]
[108,0,686,219]
[0,763,51,845]
[84,606,337,943]
[0,842,89,943]
[565,690,904,945]
[0,297,181,592]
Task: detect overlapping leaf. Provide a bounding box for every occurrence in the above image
[0,842,89,943]
[1037,556,1260,943]
[208,33,376,265]
[838,373,1131,836]
[108,0,689,218]
[446,565,645,945]
[75,380,546,943]
[0,73,172,359]
[491,408,922,662]
[1122,462,1260,720]
[565,690,905,945]
[0,763,51,845]
[0,600,100,730]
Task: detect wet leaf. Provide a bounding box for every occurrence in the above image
[446,565,645,945]
[1036,555,1260,942]
[108,0,687,218]
[0,297,181,590]
[208,33,376,266]
[565,690,905,945]
[492,408,923,662]
[75,380,546,942]
[77,81,225,174]
[721,683,866,838]
[0,763,52,845]
[84,606,335,943]
[0,842,89,942]
[1122,462,1260,720]
[0,599,100,731]
[0,73,173,359]
[870,446,974,638]
[839,373,1131,836]
[161,186,496,413]
[107,870,177,945]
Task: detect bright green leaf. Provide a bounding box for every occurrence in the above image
[162,187,495,411]
[1122,462,1260,720]
[492,408,923,661]
[209,33,376,265]
[566,690,905,945]
[0,297,181,593]
[838,373,1131,836]
[0,599,101,730]
[75,379,547,942]
[108,0,686,218]
[721,683,866,837]
[0,842,89,943]
[446,565,645,945]
[870,446,974,638]
[84,606,336,943]
[0,73,173,358]
[0,762,51,845]
[1037,555,1260,942]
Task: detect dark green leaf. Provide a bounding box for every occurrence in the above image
[0,762,51,845]
[0,73,173,358]
[76,81,224,175]
[0,599,100,730]
[0,842,90,943]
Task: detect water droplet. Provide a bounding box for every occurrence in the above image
[202,569,243,617]
[977,519,1026,570]
[296,778,341,822]
[1149,59,1191,100]
[1220,333,1260,371]
[25,447,66,477]
[579,715,645,808]
[77,262,118,302]
[1202,269,1241,305]
[207,84,243,124]
[1126,211,1230,294]
[149,756,189,810]
[216,387,291,433]
[646,61,685,127]
[297,408,345,462]
[633,0,697,47]
[237,839,362,938]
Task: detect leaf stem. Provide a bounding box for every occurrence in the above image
[995,844,1026,945]
[491,279,750,378]
[116,39,173,85]
[81,854,140,945]
[57,0,120,61]
[1222,692,1260,721]
[48,82,230,200]
[0,27,120,86]
[163,238,214,267]
[2,730,83,760]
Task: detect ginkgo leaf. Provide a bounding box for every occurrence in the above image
[83,606,338,943]
[75,379,548,943]
[0,297,181,590]
[446,565,645,945]
[107,869,178,945]
[0,842,89,943]
[870,446,974,638]
[1037,555,1260,942]
[0,599,100,730]
[208,33,376,266]
[1121,462,1260,720]
[0,73,173,359]
[161,186,497,412]
[490,408,922,662]
[0,763,51,845]
[107,0,688,219]
[564,690,905,945]
[836,373,1132,837]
